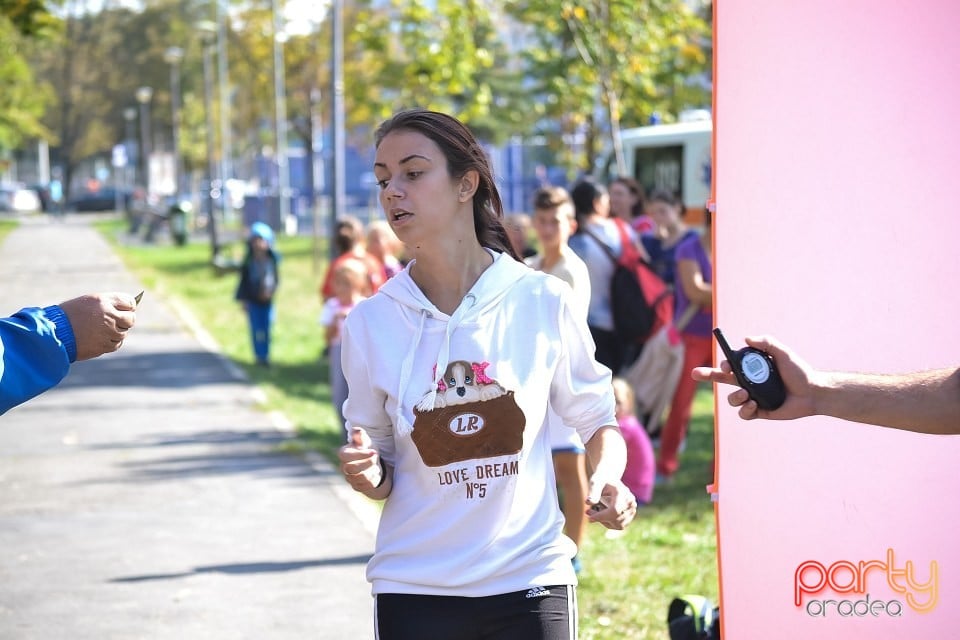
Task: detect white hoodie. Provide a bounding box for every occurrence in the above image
[341,250,616,597]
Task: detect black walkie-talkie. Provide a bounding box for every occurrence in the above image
[713,328,787,411]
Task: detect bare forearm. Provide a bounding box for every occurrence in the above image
[678,261,712,306]
[686,284,713,307]
[812,368,960,434]
[585,425,627,481]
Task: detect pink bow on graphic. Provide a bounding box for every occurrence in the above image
[472,361,494,385]
[433,364,447,392]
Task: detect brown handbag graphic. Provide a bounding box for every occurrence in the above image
[411,361,526,467]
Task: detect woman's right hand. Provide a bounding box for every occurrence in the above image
[338,428,385,494]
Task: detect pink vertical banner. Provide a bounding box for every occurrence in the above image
[714,1,960,638]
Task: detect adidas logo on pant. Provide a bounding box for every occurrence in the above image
[525,587,551,599]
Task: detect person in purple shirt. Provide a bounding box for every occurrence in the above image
[657,208,713,480]
[640,189,698,292]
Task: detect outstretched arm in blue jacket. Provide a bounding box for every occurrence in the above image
[0,293,138,415]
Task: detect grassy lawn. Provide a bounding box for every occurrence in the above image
[0,218,18,243]
[97,218,719,640]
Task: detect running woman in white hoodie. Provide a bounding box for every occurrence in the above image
[337,109,637,640]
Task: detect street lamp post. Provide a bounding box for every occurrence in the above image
[123,107,136,192]
[215,0,232,219]
[163,46,185,199]
[135,86,153,197]
[309,87,324,273]
[272,0,291,233]
[199,24,220,258]
[329,0,345,260]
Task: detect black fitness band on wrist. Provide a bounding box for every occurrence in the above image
[374,459,386,488]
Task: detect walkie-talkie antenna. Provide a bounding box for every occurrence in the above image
[713,327,735,361]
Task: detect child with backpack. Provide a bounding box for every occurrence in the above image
[235,222,280,367]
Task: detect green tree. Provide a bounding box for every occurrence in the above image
[347,0,530,143]
[504,0,711,173]
[0,0,55,36]
[24,0,208,196]
[0,17,52,154]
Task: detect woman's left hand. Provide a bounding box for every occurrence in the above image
[584,478,638,530]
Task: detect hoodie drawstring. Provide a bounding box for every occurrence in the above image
[397,294,478,437]
[396,308,429,437]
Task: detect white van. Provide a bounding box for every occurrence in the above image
[596,118,712,226]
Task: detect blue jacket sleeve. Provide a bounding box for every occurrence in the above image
[0,305,76,415]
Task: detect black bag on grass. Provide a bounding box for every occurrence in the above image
[668,595,720,640]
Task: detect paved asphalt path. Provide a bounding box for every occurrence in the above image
[0,215,378,639]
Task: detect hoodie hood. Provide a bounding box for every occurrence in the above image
[249,221,275,245]
[377,250,531,436]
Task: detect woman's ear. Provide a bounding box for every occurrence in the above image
[458,170,480,202]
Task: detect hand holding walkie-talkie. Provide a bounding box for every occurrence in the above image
[712,328,787,411]
[693,334,960,435]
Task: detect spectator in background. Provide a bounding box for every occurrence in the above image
[568,178,640,374]
[656,207,713,481]
[527,185,592,573]
[613,377,655,505]
[366,219,405,280]
[235,222,280,367]
[1,292,139,415]
[319,216,387,300]
[526,187,591,315]
[48,174,64,218]
[641,189,698,291]
[320,258,369,433]
[608,177,654,236]
[505,212,538,259]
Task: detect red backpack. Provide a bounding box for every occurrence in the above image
[584,218,673,346]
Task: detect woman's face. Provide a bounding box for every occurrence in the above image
[608,182,637,219]
[595,192,610,218]
[373,130,465,245]
[647,199,681,230]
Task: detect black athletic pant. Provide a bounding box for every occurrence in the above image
[374,585,577,640]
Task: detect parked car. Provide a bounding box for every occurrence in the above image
[0,185,42,213]
[68,188,132,212]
